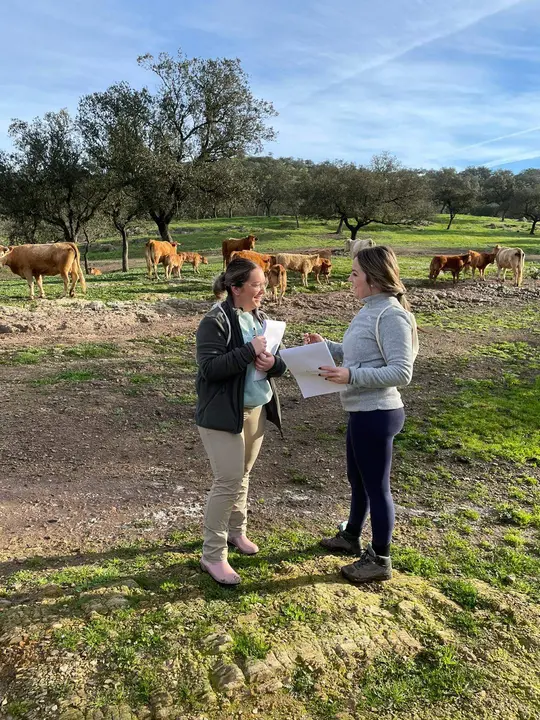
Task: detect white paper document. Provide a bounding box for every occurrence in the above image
[253,319,287,381]
[280,343,342,398]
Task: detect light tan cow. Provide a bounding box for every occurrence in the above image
[182,252,208,274]
[0,243,87,300]
[163,252,186,280]
[268,264,287,304]
[145,239,179,280]
[494,244,525,286]
[274,253,321,286]
[346,237,376,258]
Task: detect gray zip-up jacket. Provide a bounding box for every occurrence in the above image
[326,293,416,412]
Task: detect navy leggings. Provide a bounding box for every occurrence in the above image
[345,408,405,557]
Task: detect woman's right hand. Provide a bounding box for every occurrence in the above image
[303,332,324,345]
[251,335,267,355]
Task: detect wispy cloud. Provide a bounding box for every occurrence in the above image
[0,0,539,170]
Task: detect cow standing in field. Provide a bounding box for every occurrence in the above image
[345,237,375,257]
[311,257,332,284]
[145,240,179,280]
[429,252,471,284]
[182,252,208,274]
[222,235,257,268]
[275,253,321,286]
[267,264,287,304]
[0,243,87,300]
[230,249,274,273]
[163,252,186,280]
[467,250,497,280]
[494,245,525,286]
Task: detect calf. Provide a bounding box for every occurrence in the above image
[267,264,287,304]
[182,252,208,274]
[222,235,257,268]
[163,252,186,280]
[429,252,471,284]
[88,267,103,276]
[0,243,87,300]
[494,245,525,286]
[467,250,497,280]
[311,257,332,284]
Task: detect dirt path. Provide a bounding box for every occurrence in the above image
[0,282,538,562]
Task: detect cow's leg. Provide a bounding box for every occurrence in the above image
[68,267,79,297]
[502,268,507,282]
[35,275,46,299]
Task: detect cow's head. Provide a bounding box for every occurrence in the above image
[247,235,257,249]
[493,244,502,256]
[0,246,12,263]
[201,256,209,264]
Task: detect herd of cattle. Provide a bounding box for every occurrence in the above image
[0,234,529,301]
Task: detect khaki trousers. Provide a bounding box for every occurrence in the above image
[198,406,266,562]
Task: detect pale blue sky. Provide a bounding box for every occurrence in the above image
[1,0,539,170]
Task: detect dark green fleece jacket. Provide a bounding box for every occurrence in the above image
[195,295,286,435]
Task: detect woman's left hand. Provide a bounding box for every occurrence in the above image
[319,366,350,384]
[255,351,276,372]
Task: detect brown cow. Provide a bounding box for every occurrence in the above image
[429,252,471,284]
[467,250,497,280]
[145,239,179,280]
[268,264,287,304]
[222,235,257,268]
[182,252,208,274]
[312,257,332,284]
[0,243,87,300]
[230,249,273,273]
[163,252,186,280]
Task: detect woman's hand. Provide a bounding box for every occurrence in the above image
[251,335,267,355]
[303,332,324,345]
[319,366,350,384]
[255,350,276,372]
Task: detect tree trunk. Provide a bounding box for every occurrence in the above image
[500,209,507,221]
[121,228,129,272]
[335,217,344,234]
[213,206,218,218]
[530,219,538,235]
[446,212,456,230]
[228,206,233,218]
[153,215,173,243]
[295,213,299,229]
[82,230,90,274]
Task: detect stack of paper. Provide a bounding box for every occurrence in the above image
[280,343,341,398]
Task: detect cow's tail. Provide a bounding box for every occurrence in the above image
[69,243,87,293]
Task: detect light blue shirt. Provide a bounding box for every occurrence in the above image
[237,311,273,408]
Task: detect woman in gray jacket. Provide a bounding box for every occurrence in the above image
[304,245,418,584]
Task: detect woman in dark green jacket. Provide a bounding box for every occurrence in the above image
[196,257,286,585]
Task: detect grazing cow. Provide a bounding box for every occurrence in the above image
[267,264,287,304]
[182,252,208,274]
[345,237,375,258]
[222,235,257,268]
[145,239,179,280]
[0,243,87,300]
[163,252,186,280]
[311,248,334,260]
[275,253,321,287]
[429,252,471,284]
[230,249,273,273]
[88,267,103,276]
[467,250,497,280]
[311,257,332,284]
[494,244,525,286]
